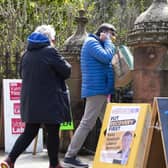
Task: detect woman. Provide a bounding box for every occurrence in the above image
[0,25,71,168]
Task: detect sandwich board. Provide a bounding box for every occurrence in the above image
[146,97,168,168]
[2,79,43,153]
[1,79,74,154]
[93,103,151,168]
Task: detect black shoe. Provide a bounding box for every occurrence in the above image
[63,157,89,168]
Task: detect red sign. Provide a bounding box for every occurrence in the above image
[13,103,20,114]
[9,82,22,100]
[11,118,25,134]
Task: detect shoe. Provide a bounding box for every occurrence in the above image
[49,164,63,168]
[0,157,14,168]
[0,161,14,168]
[55,164,63,168]
[63,157,88,168]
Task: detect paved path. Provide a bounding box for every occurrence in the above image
[0,149,93,168]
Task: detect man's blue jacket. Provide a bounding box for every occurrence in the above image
[80,34,115,98]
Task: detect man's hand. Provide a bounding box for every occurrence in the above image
[100,32,108,41]
[100,32,116,42]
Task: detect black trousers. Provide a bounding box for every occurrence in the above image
[9,123,60,167]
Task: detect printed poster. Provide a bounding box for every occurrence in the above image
[9,82,22,100]
[100,106,140,165]
[11,118,25,134]
[2,79,74,153]
[3,79,43,153]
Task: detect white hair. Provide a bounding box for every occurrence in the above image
[34,25,56,41]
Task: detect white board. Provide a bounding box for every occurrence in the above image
[2,79,43,153]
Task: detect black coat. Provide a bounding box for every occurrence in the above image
[20,42,71,124]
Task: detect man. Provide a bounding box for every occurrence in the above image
[63,23,116,168]
[119,131,133,164]
[113,131,133,165]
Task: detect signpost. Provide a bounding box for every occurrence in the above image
[146,97,168,168]
[2,79,43,153]
[1,79,74,154]
[156,97,168,164]
[93,103,151,168]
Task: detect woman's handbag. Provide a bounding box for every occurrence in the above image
[58,83,72,123]
[112,45,133,88]
[59,88,71,122]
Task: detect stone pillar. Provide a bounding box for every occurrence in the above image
[128,1,168,167]
[128,0,168,104]
[60,10,88,152]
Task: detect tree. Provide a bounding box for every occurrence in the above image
[0,0,82,78]
[0,0,153,78]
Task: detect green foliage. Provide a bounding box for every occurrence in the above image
[0,0,80,78]
[0,0,153,78]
